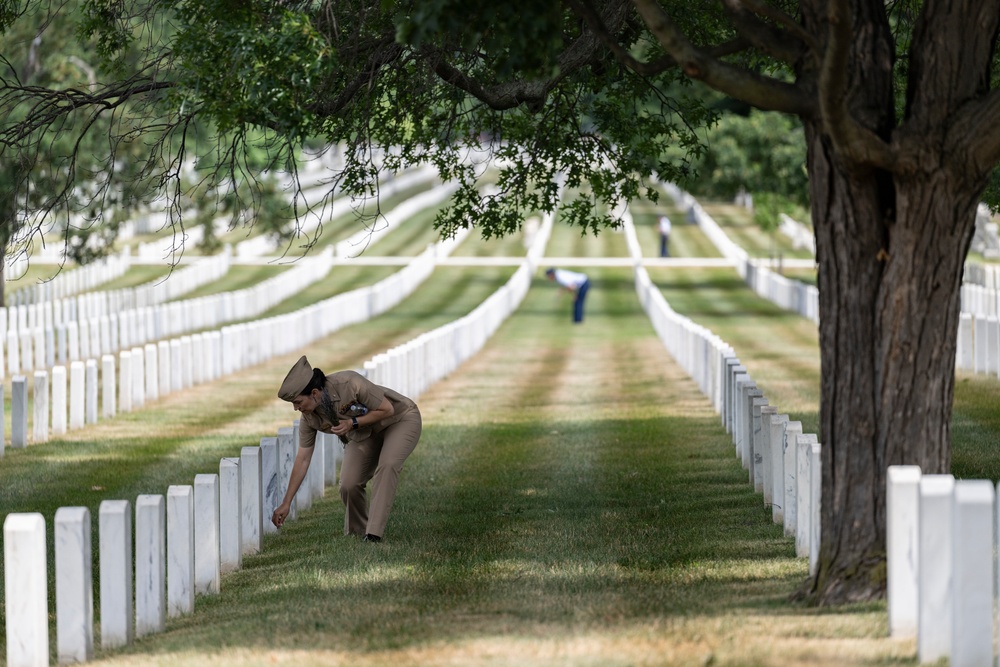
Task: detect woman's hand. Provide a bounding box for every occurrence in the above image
[330,419,353,437]
[272,502,290,528]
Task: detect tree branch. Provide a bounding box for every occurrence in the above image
[425,1,632,112]
[947,89,1000,180]
[816,0,897,172]
[631,0,815,116]
[306,35,404,117]
[720,0,818,64]
[0,75,174,145]
[566,0,751,76]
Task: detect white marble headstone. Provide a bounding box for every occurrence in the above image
[131,346,145,409]
[99,499,133,649]
[768,413,789,524]
[11,375,27,448]
[69,361,85,430]
[4,513,48,667]
[194,474,221,595]
[55,506,93,663]
[166,486,195,618]
[950,479,994,667]
[102,354,116,418]
[170,339,183,393]
[808,441,821,576]
[781,421,802,536]
[751,399,771,493]
[240,446,263,554]
[51,365,67,436]
[260,438,280,536]
[219,458,242,573]
[157,340,170,398]
[118,350,132,414]
[145,344,158,402]
[886,465,921,638]
[917,474,955,664]
[32,370,48,444]
[795,434,817,558]
[135,494,166,638]
[85,359,99,425]
[277,427,297,521]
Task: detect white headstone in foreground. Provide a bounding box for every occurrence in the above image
[194,474,221,595]
[794,434,817,558]
[781,421,803,536]
[4,513,48,667]
[950,479,994,667]
[240,446,263,555]
[166,485,195,618]
[752,401,773,494]
[767,412,788,523]
[260,437,280,536]
[808,441,821,576]
[277,427,297,521]
[99,500,133,649]
[55,506,93,664]
[219,458,242,574]
[135,494,166,638]
[886,465,921,639]
[917,474,955,664]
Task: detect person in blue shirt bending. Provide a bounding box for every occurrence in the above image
[546,267,591,323]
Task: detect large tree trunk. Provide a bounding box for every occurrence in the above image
[801,123,980,603]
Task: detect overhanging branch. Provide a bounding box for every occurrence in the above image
[947,89,1000,180]
[566,0,751,76]
[631,0,814,116]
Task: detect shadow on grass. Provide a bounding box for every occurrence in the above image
[80,414,880,660]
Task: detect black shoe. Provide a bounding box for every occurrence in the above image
[362,534,382,543]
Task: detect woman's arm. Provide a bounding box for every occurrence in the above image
[329,397,394,436]
[271,444,315,528]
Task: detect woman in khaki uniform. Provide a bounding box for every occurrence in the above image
[272,355,422,542]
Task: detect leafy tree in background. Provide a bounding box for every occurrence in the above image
[1,0,999,605]
[689,109,809,208]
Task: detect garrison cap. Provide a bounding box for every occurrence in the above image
[278,355,313,401]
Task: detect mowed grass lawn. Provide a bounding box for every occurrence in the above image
[0,252,935,666]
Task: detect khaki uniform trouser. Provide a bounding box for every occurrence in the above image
[340,408,421,537]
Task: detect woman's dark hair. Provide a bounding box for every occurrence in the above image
[300,368,326,395]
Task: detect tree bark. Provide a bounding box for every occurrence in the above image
[802,123,980,603]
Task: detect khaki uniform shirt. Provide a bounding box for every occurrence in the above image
[297,370,417,449]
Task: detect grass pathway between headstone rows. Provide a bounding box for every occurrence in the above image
[65,266,917,667]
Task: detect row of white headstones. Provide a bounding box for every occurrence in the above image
[4,421,341,666]
[886,467,997,666]
[633,259,824,575]
[2,333,228,452]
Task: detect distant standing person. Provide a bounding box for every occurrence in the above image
[546,267,590,324]
[658,214,672,257]
[273,355,422,543]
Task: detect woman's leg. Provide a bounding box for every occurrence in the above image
[339,437,380,536]
[365,411,422,538]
